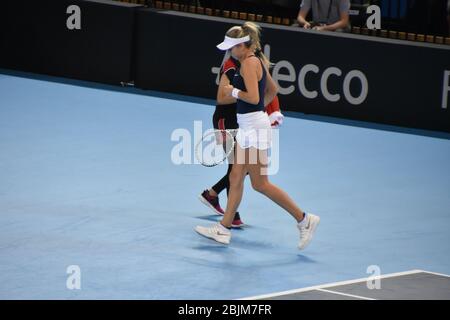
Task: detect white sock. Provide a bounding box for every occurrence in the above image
[298,213,308,227]
[218,223,231,234]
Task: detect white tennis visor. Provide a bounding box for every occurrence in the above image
[216,35,250,50]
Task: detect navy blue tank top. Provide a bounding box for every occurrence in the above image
[233,57,267,114]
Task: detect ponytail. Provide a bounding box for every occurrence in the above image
[241,22,271,68]
[225,22,272,68]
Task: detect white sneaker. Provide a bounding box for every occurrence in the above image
[297,213,320,250]
[195,223,231,245]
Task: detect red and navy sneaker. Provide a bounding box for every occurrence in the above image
[231,212,245,228]
[198,190,225,215]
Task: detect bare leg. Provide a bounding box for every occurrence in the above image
[247,148,305,223]
[208,189,218,197]
[220,144,247,228]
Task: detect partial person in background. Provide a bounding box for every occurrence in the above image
[447,0,450,36]
[407,0,449,36]
[297,0,351,32]
[427,0,450,37]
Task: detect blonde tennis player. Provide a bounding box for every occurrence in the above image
[195,22,320,250]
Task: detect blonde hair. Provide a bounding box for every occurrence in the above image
[225,22,271,68]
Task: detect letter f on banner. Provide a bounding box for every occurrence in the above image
[442,70,450,109]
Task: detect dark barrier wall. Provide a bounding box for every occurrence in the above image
[1,5,449,132]
[0,0,142,85]
[135,9,450,133]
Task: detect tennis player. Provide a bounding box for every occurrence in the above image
[198,46,244,228]
[198,31,285,229]
[195,22,320,250]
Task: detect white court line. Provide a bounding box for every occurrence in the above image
[316,288,376,300]
[417,270,450,278]
[238,269,424,300]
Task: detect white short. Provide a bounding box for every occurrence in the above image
[236,111,272,150]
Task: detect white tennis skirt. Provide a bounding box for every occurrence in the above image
[236,111,272,150]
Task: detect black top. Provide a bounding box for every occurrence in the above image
[233,56,266,114]
[215,56,239,115]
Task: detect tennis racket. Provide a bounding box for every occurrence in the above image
[195,129,237,167]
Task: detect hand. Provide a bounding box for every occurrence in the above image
[269,111,284,128]
[313,26,326,31]
[303,22,311,29]
[223,84,234,97]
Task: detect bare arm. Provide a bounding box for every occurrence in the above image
[320,11,349,31]
[236,58,260,105]
[263,65,278,107]
[448,13,450,36]
[217,73,236,105]
[297,8,311,29]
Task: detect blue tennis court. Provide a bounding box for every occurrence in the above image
[1,70,449,299]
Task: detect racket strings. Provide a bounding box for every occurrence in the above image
[195,129,237,167]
